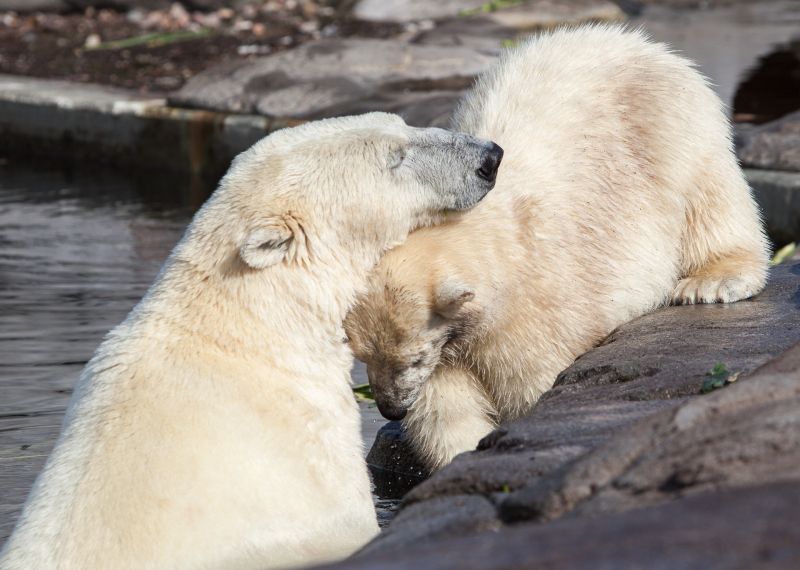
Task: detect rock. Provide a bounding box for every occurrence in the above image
[322,482,800,569]
[358,263,800,558]
[0,0,70,12]
[402,399,673,505]
[0,73,280,201]
[353,0,624,26]
[500,345,800,523]
[482,0,624,30]
[410,17,511,53]
[746,168,800,245]
[636,0,782,6]
[48,1,249,11]
[169,39,496,127]
[738,110,800,172]
[353,0,485,23]
[182,0,250,10]
[408,1,625,55]
[360,495,501,557]
[62,0,173,10]
[367,421,430,499]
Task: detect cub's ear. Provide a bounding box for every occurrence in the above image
[240,214,308,269]
[434,279,475,319]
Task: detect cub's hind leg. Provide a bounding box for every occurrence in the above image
[672,155,769,305]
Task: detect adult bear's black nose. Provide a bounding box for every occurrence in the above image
[477,142,504,182]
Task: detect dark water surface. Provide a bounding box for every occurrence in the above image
[0,164,388,540]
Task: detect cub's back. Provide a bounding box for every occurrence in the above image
[451,26,733,319]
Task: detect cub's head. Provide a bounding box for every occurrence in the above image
[192,113,502,273]
[345,265,479,420]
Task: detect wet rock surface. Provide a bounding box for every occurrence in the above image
[346,263,800,568]
[738,110,800,172]
[0,1,70,13]
[325,482,800,569]
[746,168,800,245]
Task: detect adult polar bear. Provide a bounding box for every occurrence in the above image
[345,26,770,469]
[0,114,501,569]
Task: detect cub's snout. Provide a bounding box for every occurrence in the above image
[375,398,408,422]
[366,366,422,422]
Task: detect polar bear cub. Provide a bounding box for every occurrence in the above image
[0,113,501,569]
[345,26,770,470]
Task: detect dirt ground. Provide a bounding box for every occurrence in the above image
[0,2,401,93]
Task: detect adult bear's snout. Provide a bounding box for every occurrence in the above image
[477,143,504,182]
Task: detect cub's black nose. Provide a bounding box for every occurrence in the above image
[376,400,408,421]
[477,142,504,182]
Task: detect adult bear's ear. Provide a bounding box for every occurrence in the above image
[240,213,309,269]
[434,279,475,319]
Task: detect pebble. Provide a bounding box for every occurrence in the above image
[84,33,101,49]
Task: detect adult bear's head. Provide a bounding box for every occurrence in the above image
[183,113,501,272]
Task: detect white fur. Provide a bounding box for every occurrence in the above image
[0,113,497,569]
[345,26,770,470]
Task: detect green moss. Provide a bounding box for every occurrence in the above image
[701,362,739,394]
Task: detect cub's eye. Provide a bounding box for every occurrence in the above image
[410,356,425,368]
[388,147,406,169]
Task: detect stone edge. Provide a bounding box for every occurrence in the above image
[0,74,302,191]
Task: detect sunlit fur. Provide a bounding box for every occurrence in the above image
[345,26,770,470]
[0,113,496,569]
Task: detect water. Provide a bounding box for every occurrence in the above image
[0,163,388,541]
